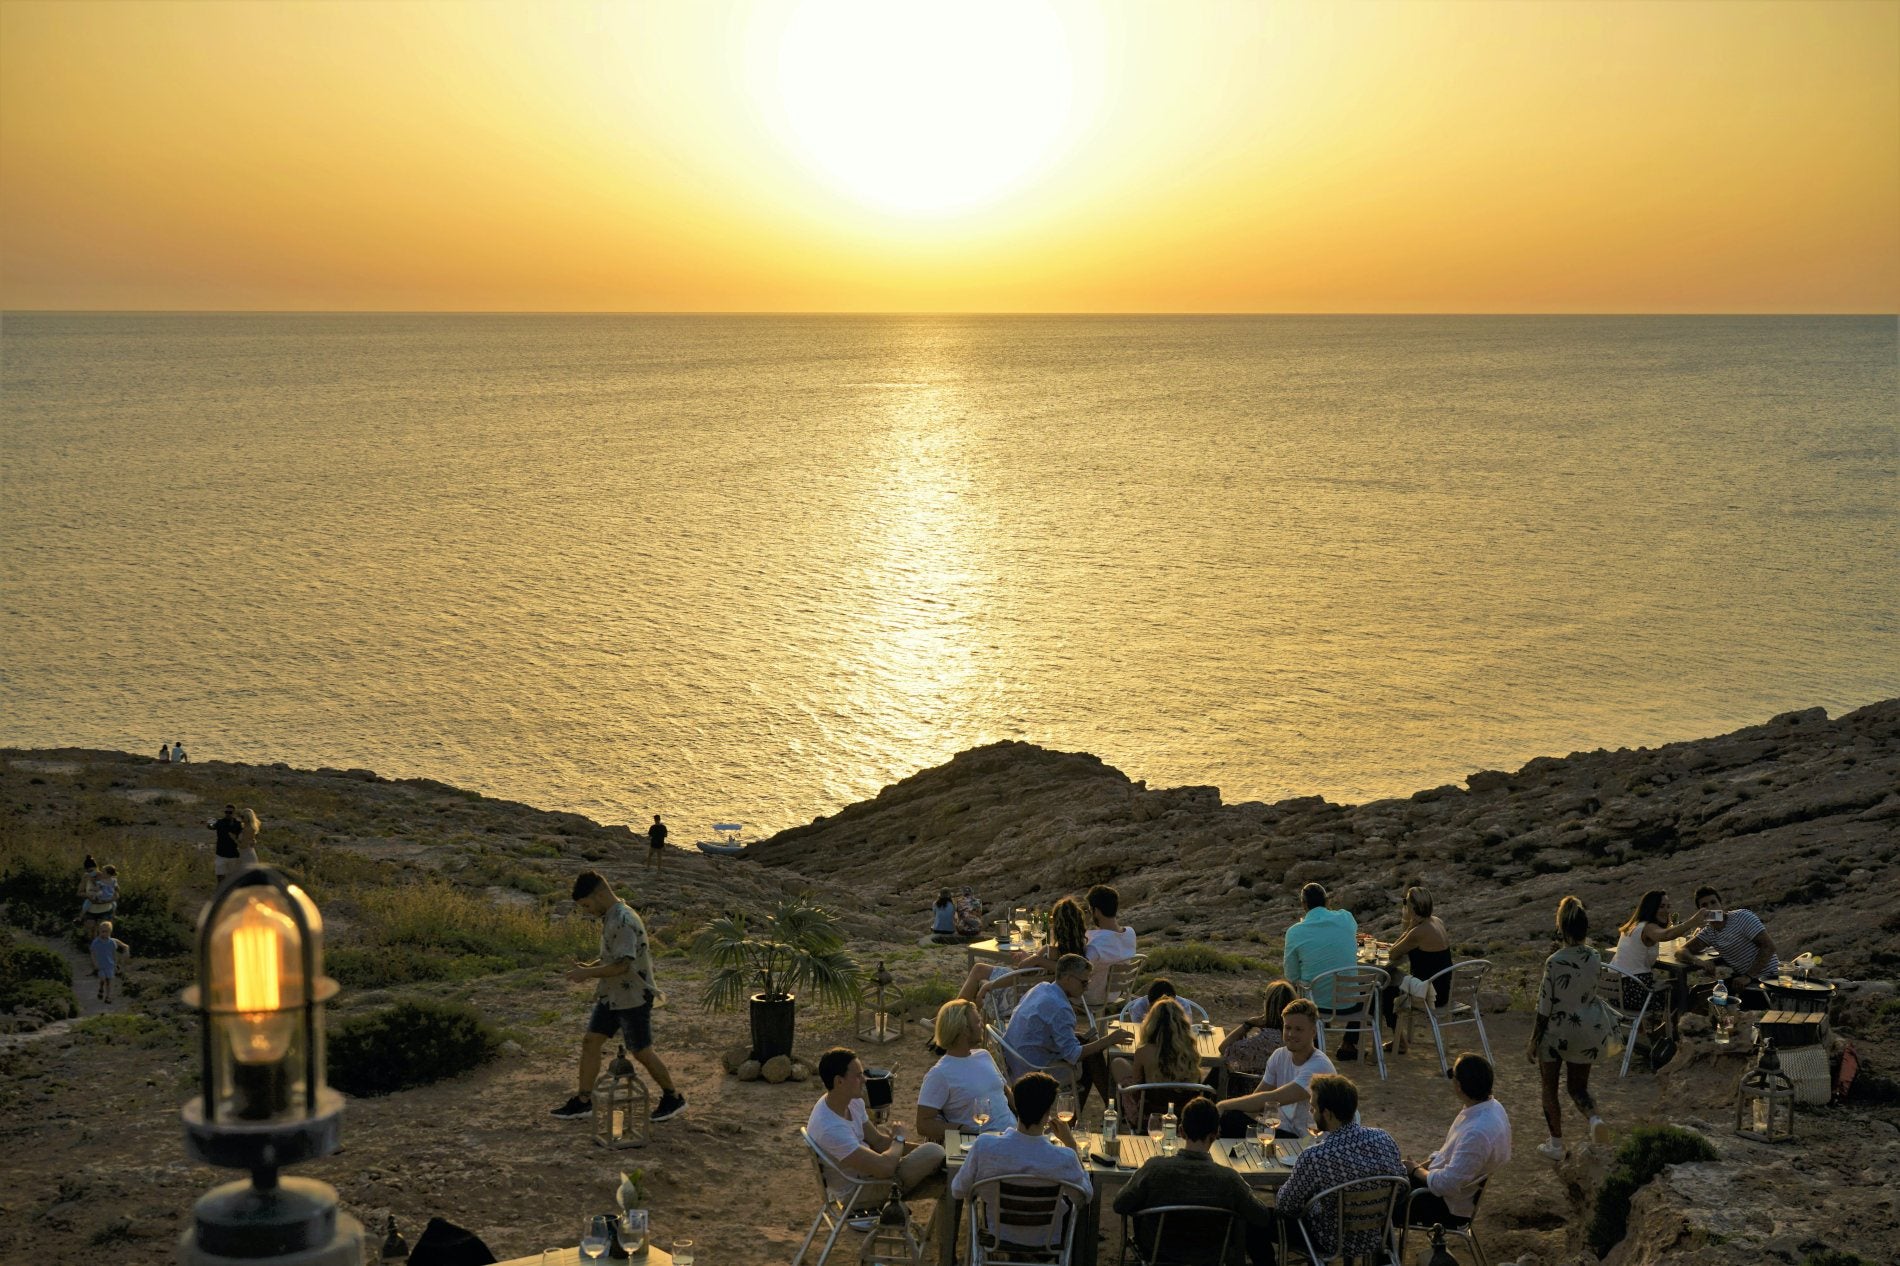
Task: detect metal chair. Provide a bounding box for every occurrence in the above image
[1097,954,1148,1011]
[1397,1177,1490,1266]
[793,1127,919,1266]
[1282,1174,1406,1266]
[1597,968,1674,1077]
[982,968,1054,1028]
[1304,966,1390,1081]
[1117,996,1211,1024]
[964,1173,1088,1265]
[1400,960,1495,1076]
[1118,1082,1214,1133]
[1120,1204,1237,1266]
[986,1023,1080,1090]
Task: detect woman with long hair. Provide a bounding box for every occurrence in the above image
[1378,885,1453,1049]
[1112,998,1205,1125]
[1529,895,1615,1161]
[957,896,1090,1001]
[238,808,262,868]
[1610,889,1706,1016]
[1219,978,1298,1090]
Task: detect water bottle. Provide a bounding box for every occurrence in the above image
[1711,980,1731,1044]
[1101,1101,1118,1149]
[1160,1107,1178,1156]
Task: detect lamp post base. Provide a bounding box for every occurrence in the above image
[177,1176,365,1266]
[178,1216,364,1266]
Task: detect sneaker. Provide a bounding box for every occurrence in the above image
[549,1095,594,1120]
[1537,1138,1566,1161]
[1590,1116,1612,1144]
[651,1090,688,1122]
[1335,1045,1360,1063]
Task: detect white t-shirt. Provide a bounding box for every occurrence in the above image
[918,1050,1015,1134]
[1262,1046,1336,1135]
[806,1096,872,1198]
[1610,925,1659,976]
[1086,926,1137,964]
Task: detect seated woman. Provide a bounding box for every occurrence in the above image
[1110,997,1207,1128]
[957,896,1089,1004]
[1610,890,1707,1026]
[931,889,962,942]
[1218,978,1297,1093]
[915,999,1015,1143]
[1378,886,1454,1051]
[952,886,985,938]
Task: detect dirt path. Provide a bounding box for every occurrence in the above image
[0,928,115,1050]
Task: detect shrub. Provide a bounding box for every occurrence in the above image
[350,880,593,961]
[326,947,516,991]
[0,852,77,935]
[905,973,960,1018]
[1585,1125,1719,1256]
[328,999,501,1097]
[7,978,78,1021]
[1142,943,1268,975]
[5,943,73,988]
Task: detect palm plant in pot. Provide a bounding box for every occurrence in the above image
[696,898,860,1061]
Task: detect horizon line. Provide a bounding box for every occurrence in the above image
[4,308,1896,319]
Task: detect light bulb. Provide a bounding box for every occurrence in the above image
[213,894,302,1066]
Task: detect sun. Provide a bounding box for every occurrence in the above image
[772,0,1075,215]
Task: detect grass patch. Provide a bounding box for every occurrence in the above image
[905,972,961,1019]
[1143,943,1271,975]
[1585,1125,1719,1257]
[329,999,501,1097]
[75,1011,175,1047]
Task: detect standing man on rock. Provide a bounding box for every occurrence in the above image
[645,814,668,872]
[207,804,244,882]
[551,870,687,1123]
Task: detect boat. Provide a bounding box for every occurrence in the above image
[695,822,746,856]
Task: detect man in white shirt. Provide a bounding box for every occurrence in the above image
[1405,1053,1511,1228]
[950,1071,1091,1248]
[999,954,1132,1080]
[1216,998,1335,1137]
[1085,884,1138,965]
[806,1047,949,1247]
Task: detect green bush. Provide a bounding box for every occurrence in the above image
[1142,943,1268,975]
[329,999,501,1097]
[905,973,961,1018]
[0,852,77,934]
[107,888,194,957]
[327,947,516,991]
[1585,1125,1719,1256]
[6,978,79,1021]
[5,943,74,987]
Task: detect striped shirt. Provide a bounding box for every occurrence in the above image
[1688,908,1778,977]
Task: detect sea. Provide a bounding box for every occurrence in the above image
[2,314,1894,838]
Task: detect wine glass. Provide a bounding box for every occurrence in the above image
[617,1208,648,1255]
[579,1215,611,1261]
[673,1238,695,1266]
[1055,1089,1077,1132]
[1250,1122,1269,1164]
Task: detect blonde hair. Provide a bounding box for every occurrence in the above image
[96,920,113,935]
[1404,886,1433,919]
[1139,998,1201,1083]
[243,808,261,834]
[1557,895,1589,944]
[932,998,984,1050]
[1282,997,1320,1026]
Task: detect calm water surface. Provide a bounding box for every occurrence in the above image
[3,314,1894,835]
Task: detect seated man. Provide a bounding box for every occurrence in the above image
[1686,886,1779,1004]
[1216,998,1335,1139]
[1112,1096,1275,1266]
[806,1047,949,1245]
[950,1071,1090,1249]
[999,953,1132,1081]
[1275,1074,1404,1263]
[1404,1053,1511,1229]
[1283,882,1362,1061]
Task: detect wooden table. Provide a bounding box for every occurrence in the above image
[939,1128,1283,1266]
[964,930,1035,967]
[1108,1022,1229,1068]
[495,1248,674,1265]
[1654,940,1713,1018]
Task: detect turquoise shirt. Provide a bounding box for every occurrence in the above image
[1284,907,1359,1007]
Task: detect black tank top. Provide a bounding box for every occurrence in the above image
[1409,946,1456,1004]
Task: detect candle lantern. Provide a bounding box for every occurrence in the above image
[593,1045,650,1149]
[856,960,905,1045]
[179,867,362,1265]
[1735,1038,1797,1144]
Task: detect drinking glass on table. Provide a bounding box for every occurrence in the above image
[673,1238,695,1266]
[580,1215,611,1261]
[1055,1089,1078,1131]
[971,1106,991,1135]
[1250,1122,1269,1163]
[617,1208,648,1254]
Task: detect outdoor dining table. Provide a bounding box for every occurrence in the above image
[1107,1021,1229,1068]
[937,1127,1288,1266]
[963,926,1036,967]
[1654,939,1714,1016]
[495,1247,674,1265]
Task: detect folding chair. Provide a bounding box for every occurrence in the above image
[792,1127,923,1266]
[1597,968,1674,1077]
[1397,1178,1490,1266]
[1283,1174,1406,1266]
[1097,954,1148,1011]
[986,1024,1080,1090]
[1118,1082,1215,1134]
[1121,1203,1236,1266]
[1400,960,1495,1076]
[1116,997,1211,1024]
[965,1173,1088,1265]
[1305,966,1390,1080]
[983,968,1053,1028]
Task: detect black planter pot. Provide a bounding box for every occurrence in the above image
[750,993,797,1061]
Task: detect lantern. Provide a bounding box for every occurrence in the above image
[856,960,905,1045]
[179,867,363,1265]
[593,1045,650,1149]
[856,1191,925,1266]
[1735,1038,1797,1143]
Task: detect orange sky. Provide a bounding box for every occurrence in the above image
[1,0,1895,313]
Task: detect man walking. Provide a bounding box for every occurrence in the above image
[645,815,668,872]
[551,870,687,1123]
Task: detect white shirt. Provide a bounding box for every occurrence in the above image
[1423,1097,1512,1218]
[1262,1046,1336,1136]
[1086,926,1137,964]
[950,1127,1092,1245]
[806,1096,872,1198]
[918,1050,1015,1134]
[1609,925,1659,977]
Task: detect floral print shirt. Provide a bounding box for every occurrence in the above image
[1535,944,1613,1062]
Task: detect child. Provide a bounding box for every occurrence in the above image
[90,921,130,1002]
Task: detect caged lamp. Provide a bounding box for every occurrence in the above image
[1735,1037,1798,1144]
[855,960,905,1046]
[593,1045,650,1150]
[179,867,363,1265]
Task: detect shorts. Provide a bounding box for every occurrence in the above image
[588,1000,653,1052]
[214,856,235,879]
